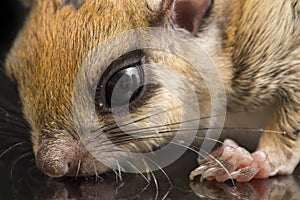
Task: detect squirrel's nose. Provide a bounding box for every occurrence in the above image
[36,146,78,177]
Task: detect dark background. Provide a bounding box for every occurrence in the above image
[0,1,46,199]
[0,0,27,61]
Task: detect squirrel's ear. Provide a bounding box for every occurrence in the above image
[19,0,35,8]
[147,0,211,35]
[175,0,211,35]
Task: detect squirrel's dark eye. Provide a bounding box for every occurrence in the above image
[95,50,146,111]
[106,63,144,107]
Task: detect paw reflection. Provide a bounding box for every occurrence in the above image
[190,176,300,200]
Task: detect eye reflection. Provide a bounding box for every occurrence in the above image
[106,64,144,107]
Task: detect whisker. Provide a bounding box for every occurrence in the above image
[91,118,222,146]
[10,152,34,179]
[147,163,159,200]
[91,138,209,157]
[88,105,281,140]
[90,133,223,153]
[75,159,82,179]
[73,108,84,140]
[107,126,285,140]
[92,96,226,134]
[96,128,223,148]
[0,114,25,123]
[166,140,235,186]
[94,126,286,149]
[133,179,151,199]
[140,155,173,200]
[94,137,234,186]
[0,107,25,122]
[124,160,153,200]
[102,116,213,136]
[92,105,182,134]
[126,161,150,184]
[117,160,123,182]
[93,163,102,182]
[0,117,30,129]
[112,168,121,183]
[115,180,125,197]
[0,142,27,158]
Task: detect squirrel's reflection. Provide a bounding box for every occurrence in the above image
[35,175,300,200]
[3,143,300,200]
[35,174,174,200]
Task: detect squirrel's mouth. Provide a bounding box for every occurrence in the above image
[174,0,213,35]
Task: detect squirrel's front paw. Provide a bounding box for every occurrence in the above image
[190,139,273,182]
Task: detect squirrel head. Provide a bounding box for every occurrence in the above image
[6,0,221,177]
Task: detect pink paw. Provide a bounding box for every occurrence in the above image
[190,139,273,182]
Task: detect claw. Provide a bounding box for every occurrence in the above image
[191,139,273,182]
[189,165,208,180]
[197,157,207,165]
[230,166,259,182]
[200,167,220,182]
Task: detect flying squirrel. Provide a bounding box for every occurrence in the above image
[4,0,300,182]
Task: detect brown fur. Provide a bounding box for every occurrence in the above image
[225,0,300,175]
[5,0,300,179]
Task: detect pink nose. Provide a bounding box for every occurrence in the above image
[36,147,78,177]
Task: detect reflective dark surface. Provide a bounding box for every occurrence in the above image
[1,139,300,200]
[1,1,300,200]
